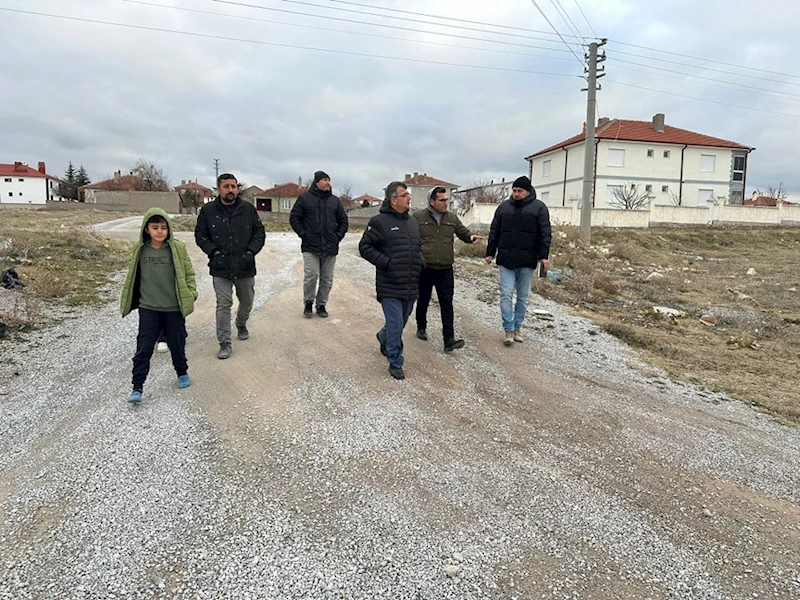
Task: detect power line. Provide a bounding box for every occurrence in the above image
[528,0,584,66]
[604,79,800,119]
[119,0,578,62]
[204,0,573,54]
[0,7,580,78]
[608,58,800,100]
[608,40,800,81]
[573,0,597,38]
[214,0,579,46]
[550,0,586,43]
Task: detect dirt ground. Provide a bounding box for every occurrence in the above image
[0,216,798,599]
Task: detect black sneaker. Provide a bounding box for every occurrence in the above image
[416,328,428,341]
[376,332,387,356]
[303,301,313,318]
[316,305,328,318]
[237,325,249,340]
[217,344,232,359]
[389,366,405,380]
[444,338,465,352]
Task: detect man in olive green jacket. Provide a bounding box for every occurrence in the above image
[412,186,482,352]
[120,207,197,402]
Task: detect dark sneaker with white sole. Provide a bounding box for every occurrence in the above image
[444,338,465,352]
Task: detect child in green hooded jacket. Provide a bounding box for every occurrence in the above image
[120,208,197,403]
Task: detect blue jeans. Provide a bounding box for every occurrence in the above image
[498,265,535,332]
[378,298,415,369]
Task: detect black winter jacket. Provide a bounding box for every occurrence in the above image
[290,184,349,256]
[359,202,424,301]
[486,193,552,270]
[194,196,266,279]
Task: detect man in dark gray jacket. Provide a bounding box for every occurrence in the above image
[359,181,424,380]
[485,176,551,346]
[195,173,266,359]
[290,171,348,318]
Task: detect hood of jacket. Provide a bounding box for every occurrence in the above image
[139,207,174,243]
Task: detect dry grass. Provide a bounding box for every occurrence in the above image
[0,208,132,336]
[538,225,800,423]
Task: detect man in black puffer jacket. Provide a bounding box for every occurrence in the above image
[195,173,266,359]
[290,170,348,318]
[359,181,424,380]
[485,175,551,346]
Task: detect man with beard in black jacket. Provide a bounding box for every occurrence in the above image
[485,175,551,346]
[359,181,424,380]
[290,171,349,318]
[195,173,266,359]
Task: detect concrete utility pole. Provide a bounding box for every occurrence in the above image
[580,40,606,242]
[213,158,220,181]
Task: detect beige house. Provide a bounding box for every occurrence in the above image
[401,173,459,210]
[255,181,307,214]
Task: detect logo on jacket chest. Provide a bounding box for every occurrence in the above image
[391,226,400,231]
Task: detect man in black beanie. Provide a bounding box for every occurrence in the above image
[290,170,349,318]
[485,175,551,346]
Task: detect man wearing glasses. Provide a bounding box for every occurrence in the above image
[359,181,424,380]
[413,186,482,352]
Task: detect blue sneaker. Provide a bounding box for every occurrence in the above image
[177,375,191,389]
[127,390,143,403]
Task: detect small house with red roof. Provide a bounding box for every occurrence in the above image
[0,161,60,205]
[79,170,142,202]
[526,113,754,208]
[352,193,382,208]
[401,172,459,210]
[174,180,213,203]
[255,178,308,213]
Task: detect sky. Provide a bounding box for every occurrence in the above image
[1,0,799,200]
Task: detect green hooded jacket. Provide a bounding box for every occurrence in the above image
[120,207,197,317]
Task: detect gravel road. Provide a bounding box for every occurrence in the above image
[0,217,798,599]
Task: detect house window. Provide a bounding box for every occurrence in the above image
[607,184,624,202]
[3,178,10,182]
[540,191,550,203]
[700,154,716,172]
[662,185,669,193]
[663,150,671,158]
[630,183,636,190]
[608,148,625,167]
[282,199,290,210]
[7,192,12,197]
[698,188,714,204]
[730,190,744,205]
[18,178,24,182]
[645,184,652,192]
[647,149,654,157]
[733,156,745,181]
[542,160,551,178]
[19,192,23,196]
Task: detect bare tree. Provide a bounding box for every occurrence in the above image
[754,182,789,203]
[608,182,653,210]
[667,190,682,206]
[132,159,171,192]
[471,179,507,204]
[337,180,353,208]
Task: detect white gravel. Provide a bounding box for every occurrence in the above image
[0,231,798,599]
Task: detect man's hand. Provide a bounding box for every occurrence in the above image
[541,258,549,271]
[470,234,483,244]
[213,250,221,256]
[246,250,254,255]
[485,256,493,265]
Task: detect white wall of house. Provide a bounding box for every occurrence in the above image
[530,140,739,210]
[0,175,52,204]
[406,184,458,211]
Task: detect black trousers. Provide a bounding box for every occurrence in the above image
[415,267,455,342]
[132,308,187,390]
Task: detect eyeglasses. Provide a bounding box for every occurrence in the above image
[433,197,448,202]
[395,192,411,199]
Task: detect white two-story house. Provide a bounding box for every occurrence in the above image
[526,114,754,208]
[0,161,61,205]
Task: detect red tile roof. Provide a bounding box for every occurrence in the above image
[353,193,381,202]
[402,173,460,188]
[81,174,142,191]
[259,182,307,197]
[0,162,58,179]
[526,119,753,158]
[174,182,213,194]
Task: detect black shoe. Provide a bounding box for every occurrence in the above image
[444,338,465,352]
[416,328,427,341]
[237,325,249,341]
[303,301,313,318]
[217,344,232,359]
[316,305,328,318]
[389,366,405,380]
[376,332,387,356]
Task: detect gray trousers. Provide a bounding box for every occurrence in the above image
[212,276,255,345]
[303,253,337,307]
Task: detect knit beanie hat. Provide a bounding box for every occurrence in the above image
[313,170,330,184]
[512,176,532,192]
